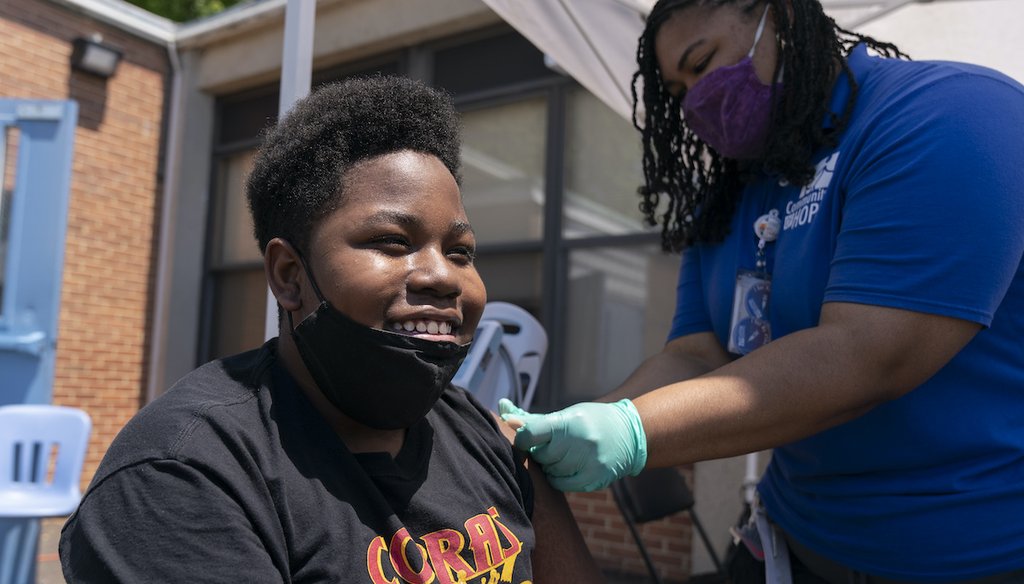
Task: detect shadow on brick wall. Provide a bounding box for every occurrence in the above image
[67,70,108,130]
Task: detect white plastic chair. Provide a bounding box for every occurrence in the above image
[0,404,91,518]
[0,404,91,584]
[452,302,548,412]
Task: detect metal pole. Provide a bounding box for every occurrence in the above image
[265,0,316,341]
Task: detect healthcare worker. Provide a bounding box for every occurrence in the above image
[501,0,1024,581]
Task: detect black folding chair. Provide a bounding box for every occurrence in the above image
[611,467,726,583]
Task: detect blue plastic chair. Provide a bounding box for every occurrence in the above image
[0,405,91,584]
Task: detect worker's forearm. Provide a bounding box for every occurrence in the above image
[634,325,891,467]
[601,333,733,403]
[600,350,715,403]
[635,303,980,467]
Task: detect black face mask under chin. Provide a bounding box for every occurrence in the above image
[286,260,471,430]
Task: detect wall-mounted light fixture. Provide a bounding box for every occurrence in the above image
[70,35,123,79]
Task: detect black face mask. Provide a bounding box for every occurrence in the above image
[287,258,471,430]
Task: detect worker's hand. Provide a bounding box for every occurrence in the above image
[499,398,647,492]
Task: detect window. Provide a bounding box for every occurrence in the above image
[203,150,263,359]
[563,245,678,402]
[563,87,655,239]
[461,97,547,244]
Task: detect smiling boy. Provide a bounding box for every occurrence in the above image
[60,75,601,583]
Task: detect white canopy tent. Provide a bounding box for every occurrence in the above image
[476,0,986,121]
[476,0,654,122]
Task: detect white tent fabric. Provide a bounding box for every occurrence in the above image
[480,0,655,121]
[479,0,922,122]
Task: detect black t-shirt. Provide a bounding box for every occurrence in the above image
[60,341,536,583]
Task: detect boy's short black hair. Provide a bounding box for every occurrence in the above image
[246,75,462,256]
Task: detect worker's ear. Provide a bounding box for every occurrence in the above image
[264,237,304,313]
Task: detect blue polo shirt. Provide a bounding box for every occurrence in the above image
[669,45,1024,580]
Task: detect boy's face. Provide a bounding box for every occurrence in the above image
[303,150,485,346]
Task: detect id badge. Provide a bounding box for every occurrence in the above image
[727,270,772,355]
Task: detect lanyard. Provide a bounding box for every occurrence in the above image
[727,209,781,355]
[754,208,781,273]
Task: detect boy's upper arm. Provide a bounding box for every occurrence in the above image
[492,412,606,582]
[60,460,282,583]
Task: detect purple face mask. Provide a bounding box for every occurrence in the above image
[681,5,781,160]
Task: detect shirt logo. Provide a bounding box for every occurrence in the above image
[366,506,527,584]
[784,151,839,231]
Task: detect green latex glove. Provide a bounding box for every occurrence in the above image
[499,398,648,492]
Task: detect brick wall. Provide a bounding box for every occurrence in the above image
[0,0,168,488]
[567,467,697,583]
